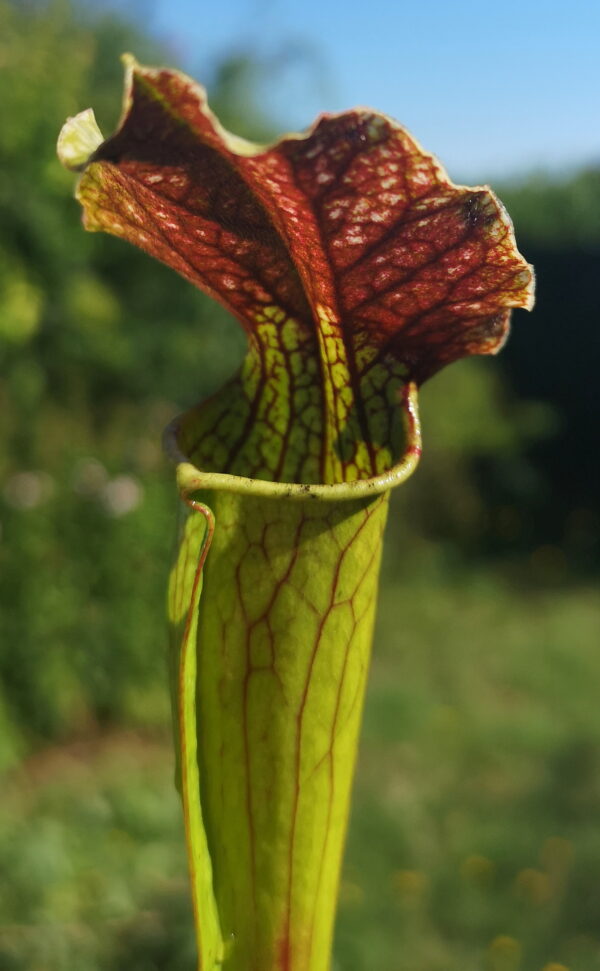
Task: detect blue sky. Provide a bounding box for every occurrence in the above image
[115,0,598,182]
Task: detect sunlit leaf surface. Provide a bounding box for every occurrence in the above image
[59,58,533,971]
[61,56,533,490]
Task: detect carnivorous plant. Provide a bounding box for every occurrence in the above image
[58,56,534,971]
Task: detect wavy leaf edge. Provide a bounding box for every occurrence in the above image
[58,54,533,502]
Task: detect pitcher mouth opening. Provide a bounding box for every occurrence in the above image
[164,382,422,503]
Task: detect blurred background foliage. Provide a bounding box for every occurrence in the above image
[0,1,598,969]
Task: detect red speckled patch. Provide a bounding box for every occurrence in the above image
[70,61,533,484]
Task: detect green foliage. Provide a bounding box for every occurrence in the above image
[0,735,193,970]
[0,0,245,754]
[497,173,600,561]
[0,0,598,967]
[338,573,600,971]
[500,168,600,252]
[1,576,599,970]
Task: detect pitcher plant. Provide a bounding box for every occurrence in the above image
[58,56,534,971]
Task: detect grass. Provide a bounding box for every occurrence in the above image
[1,567,599,970]
[337,565,600,970]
